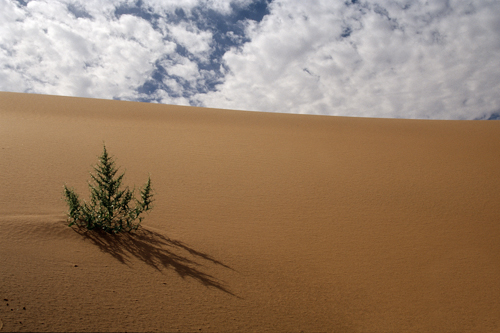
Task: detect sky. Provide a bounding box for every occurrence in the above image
[1,0,500,120]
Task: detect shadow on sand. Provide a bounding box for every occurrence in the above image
[72,226,237,297]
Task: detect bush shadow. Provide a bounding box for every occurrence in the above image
[72,226,238,297]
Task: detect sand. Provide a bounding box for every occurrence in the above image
[1,91,499,332]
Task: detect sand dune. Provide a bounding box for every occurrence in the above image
[1,91,499,332]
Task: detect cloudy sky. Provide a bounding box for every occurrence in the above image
[1,0,500,119]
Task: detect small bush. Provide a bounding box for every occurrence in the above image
[63,145,153,233]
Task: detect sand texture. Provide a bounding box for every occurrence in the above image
[1,91,500,332]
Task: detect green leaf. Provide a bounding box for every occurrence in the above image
[62,144,154,233]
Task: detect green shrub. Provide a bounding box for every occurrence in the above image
[63,145,153,233]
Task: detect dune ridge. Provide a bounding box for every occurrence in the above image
[1,91,499,332]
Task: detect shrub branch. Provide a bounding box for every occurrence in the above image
[63,145,154,233]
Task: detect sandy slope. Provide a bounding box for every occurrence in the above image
[1,91,499,332]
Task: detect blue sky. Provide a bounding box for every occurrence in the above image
[1,0,500,119]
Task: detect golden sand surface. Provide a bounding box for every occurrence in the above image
[1,91,499,332]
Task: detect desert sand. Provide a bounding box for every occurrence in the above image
[1,91,499,332]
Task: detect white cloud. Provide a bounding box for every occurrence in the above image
[0,0,176,99]
[1,0,499,119]
[0,0,223,103]
[161,55,200,81]
[141,0,230,15]
[200,0,500,119]
[168,22,213,61]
